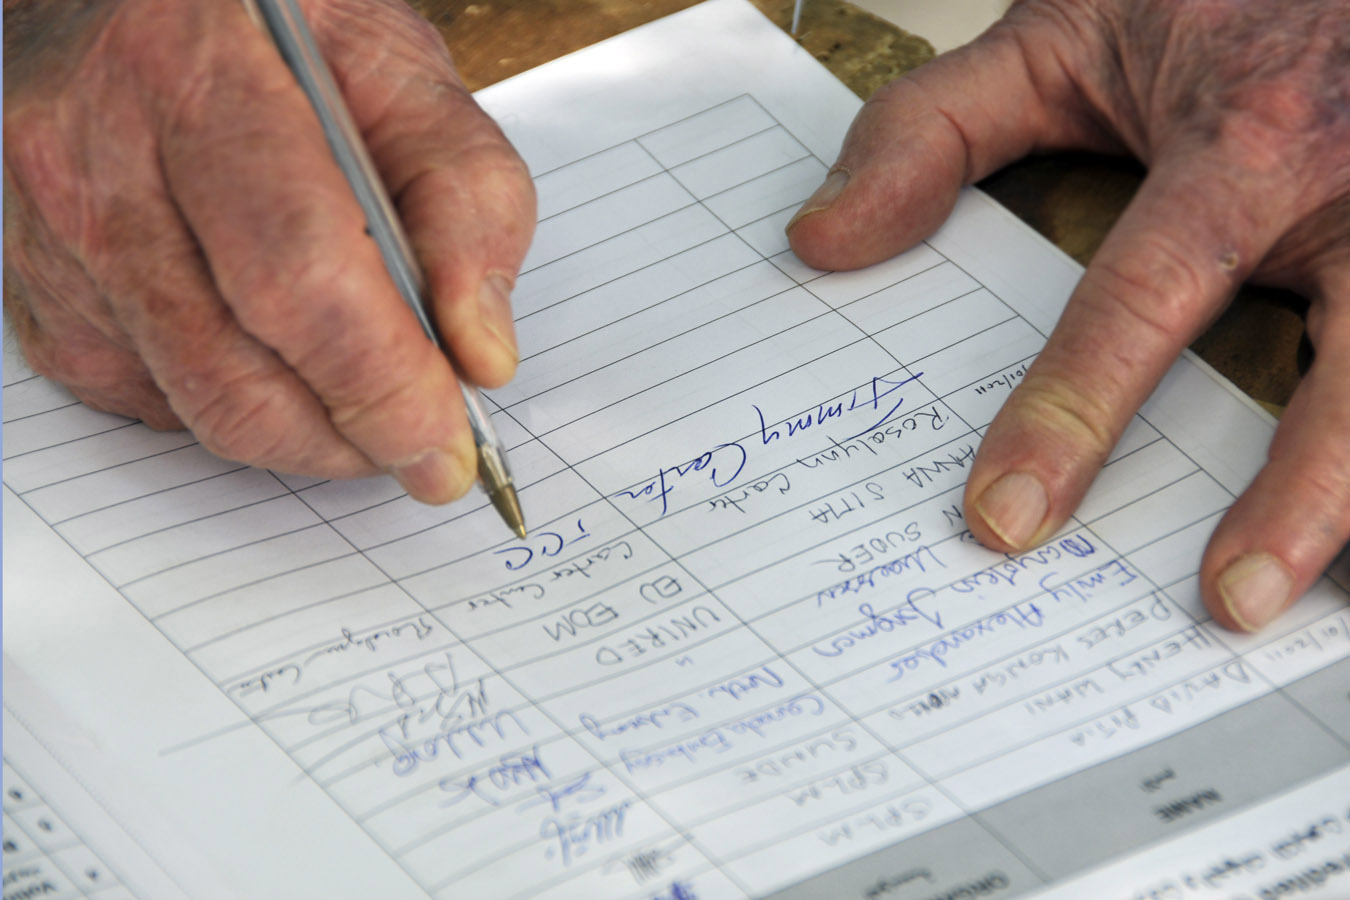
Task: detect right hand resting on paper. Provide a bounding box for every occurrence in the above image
[3,0,536,503]
[787,0,1350,632]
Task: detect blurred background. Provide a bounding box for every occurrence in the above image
[852,0,1011,52]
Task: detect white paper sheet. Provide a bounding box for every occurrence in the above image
[2,682,185,900]
[4,2,1348,898]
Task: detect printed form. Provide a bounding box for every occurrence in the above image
[4,1,1349,898]
[2,712,147,900]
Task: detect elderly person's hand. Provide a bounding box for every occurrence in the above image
[788,0,1349,632]
[4,0,536,503]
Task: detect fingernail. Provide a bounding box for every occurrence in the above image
[974,472,1048,550]
[786,168,850,233]
[391,446,474,504]
[1218,552,1293,632]
[478,272,519,365]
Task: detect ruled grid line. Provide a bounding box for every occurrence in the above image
[4,711,188,898]
[207,429,1154,689]
[2,752,132,897]
[212,468,1190,747]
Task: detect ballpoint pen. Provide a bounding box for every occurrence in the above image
[242,0,527,539]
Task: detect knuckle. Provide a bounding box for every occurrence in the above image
[384,94,536,212]
[1212,78,1348,176]
[1215,113,1304,177]
[72,380,181,429]
[1267,466,1350,553]
[454,148,538,241]
[18,317,178,428]
[43,338,129,389]
[227,227,361,336]
[21,318,142,396]
[180,366,290,465]
[1269,436,1350,515]
[324,343,439,434]
[401,141,538,257]
[1083,235,1210,340]
[1008,371,1118,462]
[1289,466,1350,519]
[423,132,536,210]
[478,146,537,214]
[222,230,441,417]
[289,301,436,411]
[175,353,389,478]
[400,7,446,52]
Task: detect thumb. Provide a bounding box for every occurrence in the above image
[314,0,537,390]
[786,16,1114,271]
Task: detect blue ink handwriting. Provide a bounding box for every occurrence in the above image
[579,703,700,741]
[817,544,946,606]
[540,799,632,866]
[888,601,1046,680]
[813,596,945,658]
[495,518,591,571]
[437,744,550,808]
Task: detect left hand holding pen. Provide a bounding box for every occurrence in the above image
[787,0,1350,631]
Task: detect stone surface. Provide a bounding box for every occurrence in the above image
[413,0,934,96]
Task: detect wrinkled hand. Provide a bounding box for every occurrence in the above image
[4,0,536,503]
[788,0,1349,631]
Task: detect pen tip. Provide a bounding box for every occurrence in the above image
[490,484,527,541]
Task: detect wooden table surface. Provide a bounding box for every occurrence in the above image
[413,0,1308,414]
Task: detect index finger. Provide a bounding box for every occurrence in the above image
[312,1,537,388]
[787,12,1119,272]
[166,2,532,502]
[963,152,1290,551]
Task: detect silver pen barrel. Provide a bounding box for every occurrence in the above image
[245,0,526,537]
